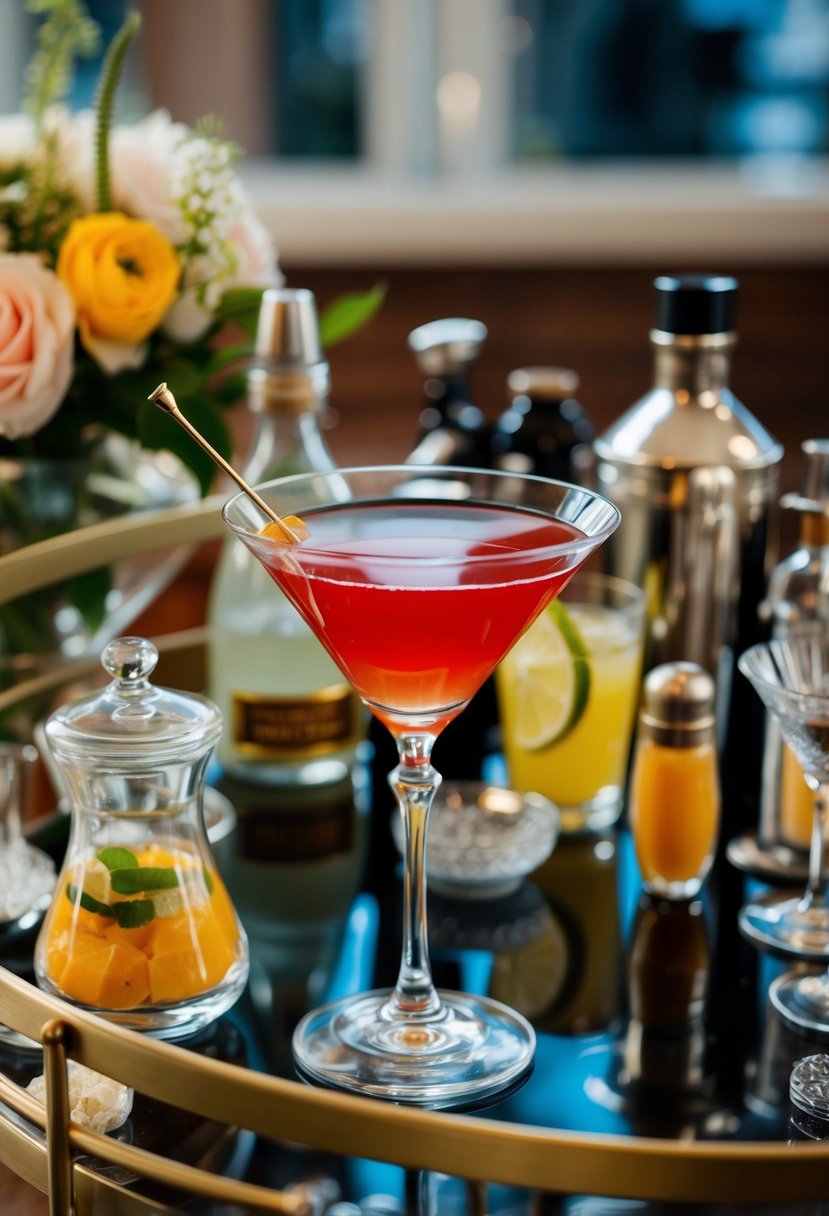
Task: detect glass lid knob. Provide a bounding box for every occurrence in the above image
[101,637,159,686]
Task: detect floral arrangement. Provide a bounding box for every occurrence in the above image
[0,1,383,495]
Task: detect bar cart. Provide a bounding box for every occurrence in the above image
[1,504,829,1215]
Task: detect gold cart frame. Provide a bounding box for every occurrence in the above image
[0,500,827,1211]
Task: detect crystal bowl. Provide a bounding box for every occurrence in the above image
[391,781,559,900]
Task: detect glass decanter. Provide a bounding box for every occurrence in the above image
[34,637,249,1039]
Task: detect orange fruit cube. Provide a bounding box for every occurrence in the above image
[59,937,150,1009]
[97,942,151,1009]
[147,908,234,1004]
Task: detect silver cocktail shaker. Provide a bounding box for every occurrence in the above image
[594,274,783,832]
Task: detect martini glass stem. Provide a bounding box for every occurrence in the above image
[801,782,829,913]
[386,734,442,1020]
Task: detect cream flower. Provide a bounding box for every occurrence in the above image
[0,113,37,170]
[0,254,75,440]
[110,110,190,243]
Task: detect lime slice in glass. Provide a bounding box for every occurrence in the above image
[510,599,590,750]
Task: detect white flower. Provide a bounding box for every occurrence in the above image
[110,109,190,242]
[0,254,75,439]
[41,106,93,200]
[0,114,37,170]
[228,192,281,290]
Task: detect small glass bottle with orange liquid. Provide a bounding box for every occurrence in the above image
[629,662,720,900]
[34,637,248,1038]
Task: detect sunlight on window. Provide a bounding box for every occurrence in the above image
[436,71,482,137]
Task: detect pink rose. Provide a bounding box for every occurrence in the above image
[0,254,76,440]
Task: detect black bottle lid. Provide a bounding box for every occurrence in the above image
[653,274,739,336]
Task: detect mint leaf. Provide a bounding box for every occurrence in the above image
[66,881,113,919]
[97,846,139,871]
[113,899,155,929]
[110,866,179,894]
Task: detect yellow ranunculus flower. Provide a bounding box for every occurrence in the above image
[57,212,180,350]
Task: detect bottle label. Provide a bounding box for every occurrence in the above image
[232,683,360,759]
[235,792,355,864]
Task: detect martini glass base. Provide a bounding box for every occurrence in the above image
[770,970,829,1039]
[739,891,829,962]
[292,988,535,1108]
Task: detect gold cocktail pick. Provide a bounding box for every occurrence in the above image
[148,383,306,543]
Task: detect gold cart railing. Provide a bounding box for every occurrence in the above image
[1,502,829,1213]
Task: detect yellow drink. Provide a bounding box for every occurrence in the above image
[779,741,827,850]
[497,576,644,832]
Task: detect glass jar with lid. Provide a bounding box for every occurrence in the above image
[34,637,248,1038]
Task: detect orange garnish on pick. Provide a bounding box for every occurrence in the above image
[262,515,309,542]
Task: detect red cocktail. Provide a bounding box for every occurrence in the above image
[257,501,581,736]
[225,466,619,1105]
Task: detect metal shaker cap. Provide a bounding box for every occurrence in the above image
[247,287,331,414]
[639,661,716,748]
[653,274,739,337]
[407,318,487,377]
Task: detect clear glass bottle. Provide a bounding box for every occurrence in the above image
[208,288,364,786]
[490,366,594,483]
[759,439,829,852]
[629,662,721,900]
[34,637,248,1038]
[406,317,490,467]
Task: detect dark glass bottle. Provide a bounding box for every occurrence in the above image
[406,318,490,468]
[490,366,594,483]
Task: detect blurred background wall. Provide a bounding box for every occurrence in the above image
[2,0,827,497]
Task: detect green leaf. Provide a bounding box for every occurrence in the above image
[319,282,387,347]
[137,397,232,496]
[212,370,247,406]
[215,287,265,337]
[66,881,113,919]
[203,341,254,380]
[66,566,111,636]
[202,867,214,895]
[97,846,138,871]
[113,898,155,929]
[110,866,179,894]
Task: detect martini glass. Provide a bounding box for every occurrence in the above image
[224,465,619,1105]
[737,636,829,1019]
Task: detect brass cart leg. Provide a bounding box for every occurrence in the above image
[42,1019,75,1216]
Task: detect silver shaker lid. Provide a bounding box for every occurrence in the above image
[639,661,716,748]
[247,287,330,413]
[407,318,487,377]
[594,277,782,474]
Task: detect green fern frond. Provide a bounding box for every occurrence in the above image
[94,9,142,212]
[23,0,100,128]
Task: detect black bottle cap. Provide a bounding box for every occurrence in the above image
[653,274,739,335]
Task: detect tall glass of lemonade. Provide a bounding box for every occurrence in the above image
[497,571,645,833]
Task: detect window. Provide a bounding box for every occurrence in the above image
[4,0,827,262]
